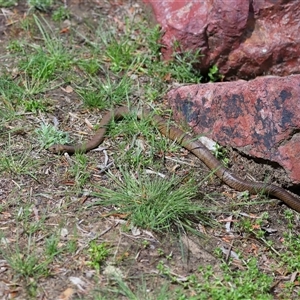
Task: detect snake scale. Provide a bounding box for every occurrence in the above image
[48,106,300,213]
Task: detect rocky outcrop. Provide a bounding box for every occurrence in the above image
[142,0,300,79]
[168,75,300,183]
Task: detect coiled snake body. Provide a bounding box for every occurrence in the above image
[49,106,300,213]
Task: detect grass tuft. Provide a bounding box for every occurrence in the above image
[28,0,53,12]
[92,169,206,232]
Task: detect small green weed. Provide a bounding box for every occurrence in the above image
[35,123,70,149]
[283,209,294,230]
[186,259,274,299]
[238,190,250,200]
[213,143,230,166]
[156,258,274,299]
[157,261,179,283]
[237,212,270,239]
[52,6,70,21]
[281,232,300,271]
[208,64,221,82]
[279,210,300,273]
[87,241,110,272]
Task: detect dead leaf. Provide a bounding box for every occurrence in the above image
[252,224,261,230]
[164,73,171,81]
[57,287,74,300]
[60,27,70,34]
[61,85,73,93]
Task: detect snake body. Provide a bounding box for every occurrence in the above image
[49,106,300,213]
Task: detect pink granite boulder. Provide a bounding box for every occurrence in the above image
[168,75,300,183]
[142,0,300,79]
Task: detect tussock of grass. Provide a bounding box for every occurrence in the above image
[92,169,207,232]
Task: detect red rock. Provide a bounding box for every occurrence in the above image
[168,75,300,183]
[142,0,300,79]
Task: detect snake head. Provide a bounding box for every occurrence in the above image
[47,144,66,154]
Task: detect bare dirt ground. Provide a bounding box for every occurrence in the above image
[0,1,300,299]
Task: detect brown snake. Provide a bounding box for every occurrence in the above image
[49,106,300,213]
